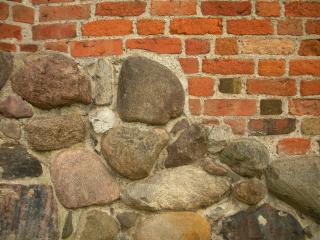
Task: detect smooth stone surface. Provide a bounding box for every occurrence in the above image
[266,156,320,222]
[233,178,267,205]
[202,158,228,176]
[0,118,21,139]
[77,209,120,240]
[0,184,59,240]
[0,95,33,118]
[12,53,91,109]
[221,204,305,240]
[220,138,269,177]
[0,51,13,89]
[116,211,140,229]
[135,212,211,240]
[117,56,185,125]
[89,107,116,134]
[0,144,42,179]
[170,119,190,135]
[25,114,86,151]
[101,126,169,180]
[165,124,208,168]
[62,211,73,239]
[122,166,230,211]
[51,149,121,208]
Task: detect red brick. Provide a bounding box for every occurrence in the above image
[306,20,320,35]
[277,19,303,36]
[202,118,219,126]
[0,23,22,40]
[285,2,320,17]
[0,42,16,52]
[96,1,146,16]
[44,41,68,52]
[12,5,34,24]
[20,44,38,52]
[82,20,132,37]
[189,99,201,115]
[126,38,181,54]
[289,99,320,116]
[188,77,214,97]
[185,39,210,55]
[298,40,320,56]
[224,119,246,135]
[248,118,296,136]
[170,18,222,35]
[204,99,256,116]
[40,5,90,21]
[247,79,296,96]
[151,0,196,16]
[203,59,254,75]
[32,24,76,40]
[137,19,165,35]
[227,20,272,35]
[0,3,9,20]
[201,1,251,16]
[32,0,73,4]
[215,38,237,55]
[256,2,280,17]
[277,138,311,155]
[301,80,320,96]
[289,60,320,76]
[71,39,122,57]
[178,58,198,74]
[258,60,285,77]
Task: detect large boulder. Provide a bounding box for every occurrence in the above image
[266,156,320,222]
[117,56,185,125]
[0,51,13,90]
[122,165,230,211]
[11,53,91,109]
[101,125,169,179]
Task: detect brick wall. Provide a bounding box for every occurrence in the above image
[1,0,320,156]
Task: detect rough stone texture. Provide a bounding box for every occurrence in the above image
[301,118,320,135]
[266,156,320,222]
[220,138,269,177]
[117,56,185,125]
[62,211,73,239]
[0,51,13,90]
[77,209,120,240]
[101,126,169,179]
[221,204,305,240]
[202,158,228,176]
[135,212,211,240]
[11,53,91,109]
[0,184,59,240]
[85,58,113,105]
[0,118,21,140]
[233,178,267,205]
[0,144,42,179]
[170,119,190,135]
[165,124,208,168]
[116,211,140,229]
[25,114,86,151]
[122,166,230,211]
[260,99,282,115]
[89,107,116,134]
[0,95,33,118]
[51,149,121,208]
[219,78,242,94]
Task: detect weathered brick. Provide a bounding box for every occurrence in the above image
[227,20,272,35]
[0,24,22,40]
[0,42,16,52]
[44,41,68,53]
[256,1,280,17]
[204,99,256,116]
[12,5,34,24]
[258,60,285,77]
[32,24,76,40]
[289,60,320,76]
[289,99,320,116]
[306,20,320,35]
[277,19,303,36]
[0,3,9,20]
[126,38,182,54]
[224,119,246,135]
[247,79,296,96]
[219,78,242,94]
[277,138,311,155]
[202,118,219,126]
[260,99,282,115]
[185,39,210,55]
[188,77,214,97]
[71,40,122,57]
[215,38,237,55]
[298,40,320,56]
[239,39,295,55]
[203,59,254,75]
[32,0,73,4]
[151,0,196,16]
[82,20,132,36]
[248,118,296,136]
[301,80,320,96]
[137,19,165,35]
[178,58,198,74]
[285,2,320,17]
[170,18,222,35]
[189,99,201,115]
[20,44,38,52]
[301,118,320,135]
[40,5,90,21]
[96,1,146,16]
[201,1,251,16]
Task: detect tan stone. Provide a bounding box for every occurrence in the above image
[239,39,295,55]
[301,118,320,135]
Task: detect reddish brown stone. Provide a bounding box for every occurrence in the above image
[202,158,228,176]
[233,179,267,205]
[0,95,33,118]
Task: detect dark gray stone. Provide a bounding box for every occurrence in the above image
[116,211,140,229]
[117,56,185,125]
[62,211,73,239]
[0,51,13,90]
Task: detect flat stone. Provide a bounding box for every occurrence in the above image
[62,211,73,239]
[117,56,185,125]
[233,178,267,205]
[221,204,305,240]
[77,209,120,240]
[12,53,91,109]
[220,138,269,177]
[89,107,116,134]
[51,149,121,208]
[0,96,33,118]
[170,119,190,135]
[202,158,228,176]
[25,114,86,151]
[0,51,13,90]
[101,126,169,180]
[122,165,230,211]
[0,144,42,179]
[165,124,208,168]
[0,118,21,140]
[116,211,140,229]
[0,184,59,240]
[266,156,320,222]
[135,212,211,240]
